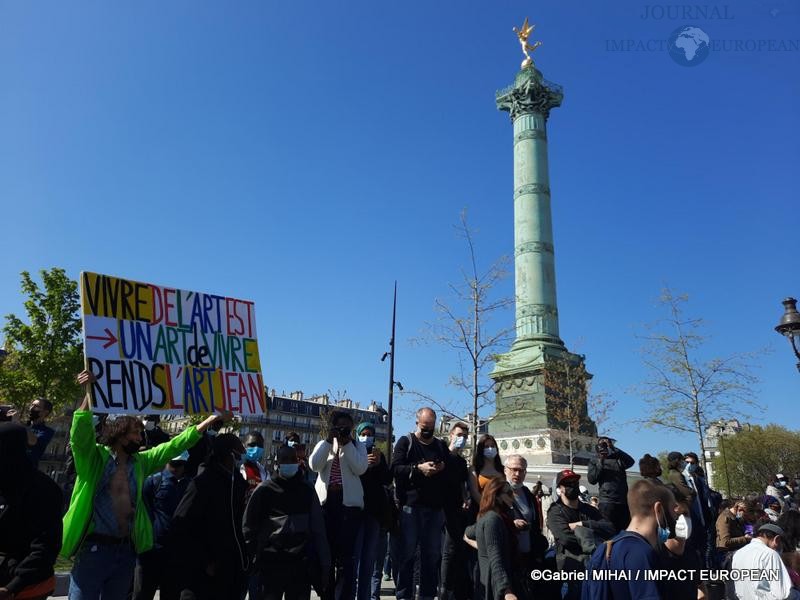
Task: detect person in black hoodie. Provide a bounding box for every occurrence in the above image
[243,444,331,600]
[169,433,248,600]
[0,422,63,600]
[546,469,614,600]
[353,422,392,600]
[586,436,635,533]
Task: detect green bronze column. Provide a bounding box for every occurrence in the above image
[497,66,564,350]
[489,33,596,468]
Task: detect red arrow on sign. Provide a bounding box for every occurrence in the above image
[87,328,118,349]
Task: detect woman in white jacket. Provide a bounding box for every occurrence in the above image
[309,409,369,600]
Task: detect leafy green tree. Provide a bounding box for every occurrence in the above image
[713,425,800,497]
[0,268,83,410]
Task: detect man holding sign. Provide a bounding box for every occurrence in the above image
[63,370,232,600]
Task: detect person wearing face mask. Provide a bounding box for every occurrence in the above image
[587,436,635,534]
[390,407,449,600]
[309,410,368,600]
[171,433,249,600]
[352,423,391,600]
[141,415,170,449]
[768,474,796,513]
[133,451,191,600]
[440,422,475,600]
[63,370,228,600]
[547,469,614,600]
[241,432,269,500]
[582,479,678,600]
[470,435,504,499]
[665,451,696,505]
[657,501,706,600]
[243,444,331,600]
[25,398,55,468]
[732,523,800,600]
[716,501,752,558]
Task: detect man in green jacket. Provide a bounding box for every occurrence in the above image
[64,370,230,600]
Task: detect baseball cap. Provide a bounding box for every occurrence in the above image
[556,469,580,487]
[758,523,786,537]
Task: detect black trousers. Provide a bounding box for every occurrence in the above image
[440,509,473,600]
[599,501,631,534]
[258,560,312,600]
[134,548,179,600]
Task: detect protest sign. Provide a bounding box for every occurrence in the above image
[80,271,265,416]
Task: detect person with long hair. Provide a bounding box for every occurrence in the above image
[466,477,518,600]
[469,435,504,503]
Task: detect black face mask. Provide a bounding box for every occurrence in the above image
[122,441,141,455]
[563,485,580,501]
[419,428,434,440]
[29,409,41,421]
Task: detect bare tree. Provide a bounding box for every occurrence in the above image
[547,360,591,470]
[635,288,760,472]
[587,390,618,438]
[408,210,513,451]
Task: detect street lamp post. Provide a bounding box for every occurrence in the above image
[381,282,403,450]
[775,297,800,373]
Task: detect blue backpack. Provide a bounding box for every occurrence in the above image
[581,531,641,600]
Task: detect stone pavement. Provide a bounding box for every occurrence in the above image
[51,573,398,599]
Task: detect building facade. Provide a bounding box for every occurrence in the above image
[704,418,746,492]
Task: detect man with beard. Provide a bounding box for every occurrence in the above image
[547,469,614,600]
[62,370,229,599]
[0,422,63,600]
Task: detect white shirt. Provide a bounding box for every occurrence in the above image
[732,538,799,600]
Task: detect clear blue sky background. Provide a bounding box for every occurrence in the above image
[1,0,798,463]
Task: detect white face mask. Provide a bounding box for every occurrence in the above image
[483,447,498,459]
[359,435,374,447]
[675,514,692,539]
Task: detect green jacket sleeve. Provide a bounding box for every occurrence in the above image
[70,410,102,477]
[139,425,201,476]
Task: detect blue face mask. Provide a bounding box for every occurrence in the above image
[453,436,466,450]
[686,463,698,474]
[279,463,300,478]
[246,447,264,462]
[657,510,670,544]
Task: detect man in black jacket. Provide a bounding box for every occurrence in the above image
[390,407,450,600]
[586,436,635,533]
[243,444,331,600]
[546,469,614,600]
[0,422,63,600]
[169,433,248,600]
[440,421,473,600]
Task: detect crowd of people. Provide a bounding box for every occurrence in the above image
[2,373,800,600]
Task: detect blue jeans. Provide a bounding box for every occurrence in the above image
[371,530,389,600]
[69,542,136,600]
[354,514,381,600]
[395,505,444,600]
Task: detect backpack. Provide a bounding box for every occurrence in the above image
[581,531,641,600]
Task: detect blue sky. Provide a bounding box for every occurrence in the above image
[1,0,798,463]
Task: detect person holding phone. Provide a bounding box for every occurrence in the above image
[352,422,391,600]
[309,410,369,600]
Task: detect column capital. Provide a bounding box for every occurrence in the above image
[496,66,563,121]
